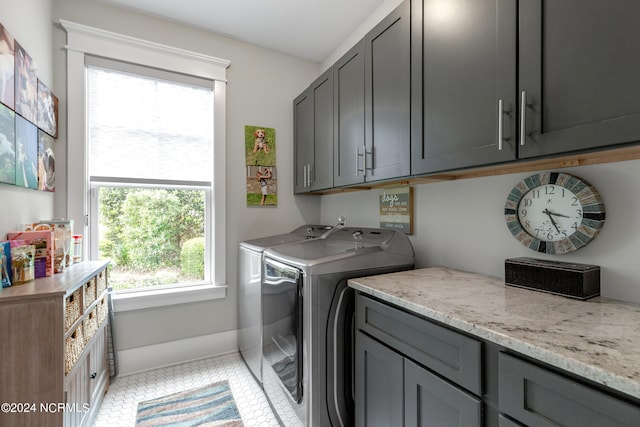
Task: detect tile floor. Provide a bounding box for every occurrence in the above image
[94,352,280,426]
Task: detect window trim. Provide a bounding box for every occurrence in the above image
[61,20,230,309]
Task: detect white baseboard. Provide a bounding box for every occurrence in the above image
[117,330,238,376]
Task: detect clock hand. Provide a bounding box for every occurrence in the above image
[543,209,561,233]
[546,210,570,218]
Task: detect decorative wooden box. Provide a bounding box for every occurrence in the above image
[505,257,600,300]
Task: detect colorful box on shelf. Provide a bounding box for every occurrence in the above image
[7,230,54,278]
[0,241,11,288]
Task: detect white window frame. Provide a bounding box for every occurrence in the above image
[61,20,230,312]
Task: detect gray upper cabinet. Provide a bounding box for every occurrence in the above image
[411,0,517,174]
[294,69,334,193]
[518,0,640,158]
[364,0,411,182]
[294,88,313,193]
[333,42,365,187]
[334,0,411,187]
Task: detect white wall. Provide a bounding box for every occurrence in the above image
[51,0,322,371]
[320,159,640,304]
[0,0,54,237]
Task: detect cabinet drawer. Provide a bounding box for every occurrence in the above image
[356,294,481,394]
[499,352,640,427]
[498,414,524,427]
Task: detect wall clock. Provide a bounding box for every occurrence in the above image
[504,172,605,254]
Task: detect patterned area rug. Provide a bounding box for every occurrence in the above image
[135,380,244,426]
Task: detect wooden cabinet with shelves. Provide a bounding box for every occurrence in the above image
[0,261,111,427]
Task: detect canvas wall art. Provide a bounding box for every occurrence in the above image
[245,125,277,206]
[0,102,15,184]
[15,114,38,189]
[38,130,55,191]
[14,41,37,125]
[37,79,58,138]
[0,23,15,110]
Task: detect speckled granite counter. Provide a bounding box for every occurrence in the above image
[348,267,640,401]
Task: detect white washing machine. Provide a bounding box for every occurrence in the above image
[261,227,415,426]
[238,225,333,386]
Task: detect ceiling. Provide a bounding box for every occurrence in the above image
[96,0,387,63]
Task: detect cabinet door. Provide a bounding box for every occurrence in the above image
[364,0,411,182]
[293,88,314,193]
[64,355,90,427]
[334,42,366,187]
[518,0,640,158]
[355,332,404,427]
[411,0,517,174]
[405,359,482,427]
[311,69,334,191]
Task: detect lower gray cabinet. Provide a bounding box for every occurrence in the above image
[355,332,404,427]
[405,359,481,427]
[355,293,482,427]
[355,331,482,427]
[499,353,640,427]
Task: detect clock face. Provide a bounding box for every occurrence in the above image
[505,172,605,254]
[517,184,582,242]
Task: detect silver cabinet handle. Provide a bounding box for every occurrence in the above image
[498,99,511,151]
[365,146,372,173]
[356,146,365,176]
[302,165,306,187]
[498,99,504,151]
[308,164,313,186]
[363,145,368,176]
[520,91,527,146]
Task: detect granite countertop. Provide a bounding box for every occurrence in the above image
[348,267,640,401]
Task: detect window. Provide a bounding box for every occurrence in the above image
[87,62,213,292]
[61,20,230,310]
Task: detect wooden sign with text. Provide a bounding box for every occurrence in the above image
[379,186,413,234]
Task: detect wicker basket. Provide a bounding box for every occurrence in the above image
[64,288,82,332]
[84,278,97,307]
[83,309,99,345]
[97,296,108,325]
[64,325,85,375]
[96,269,107,296]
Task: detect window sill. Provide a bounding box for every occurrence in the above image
[111,284,227,312]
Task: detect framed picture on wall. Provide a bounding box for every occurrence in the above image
[37,79,58,138]
[0,23,15,110]
[245,125,277,207]
[14,41,37,125]
[15,114,38,189]
[37,130,54,191]
[0,102,15,185]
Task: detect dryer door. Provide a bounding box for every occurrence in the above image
[262,257,304,403]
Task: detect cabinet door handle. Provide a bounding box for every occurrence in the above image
[498,99,504,150]
[520,91,528,146]
[362,145,368,177]
[90,372,97,379]
[308,165,314,186]
[498,99,511,151]
[303,164,307,187]
[365,146,373,172]
[356,146,364,176]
